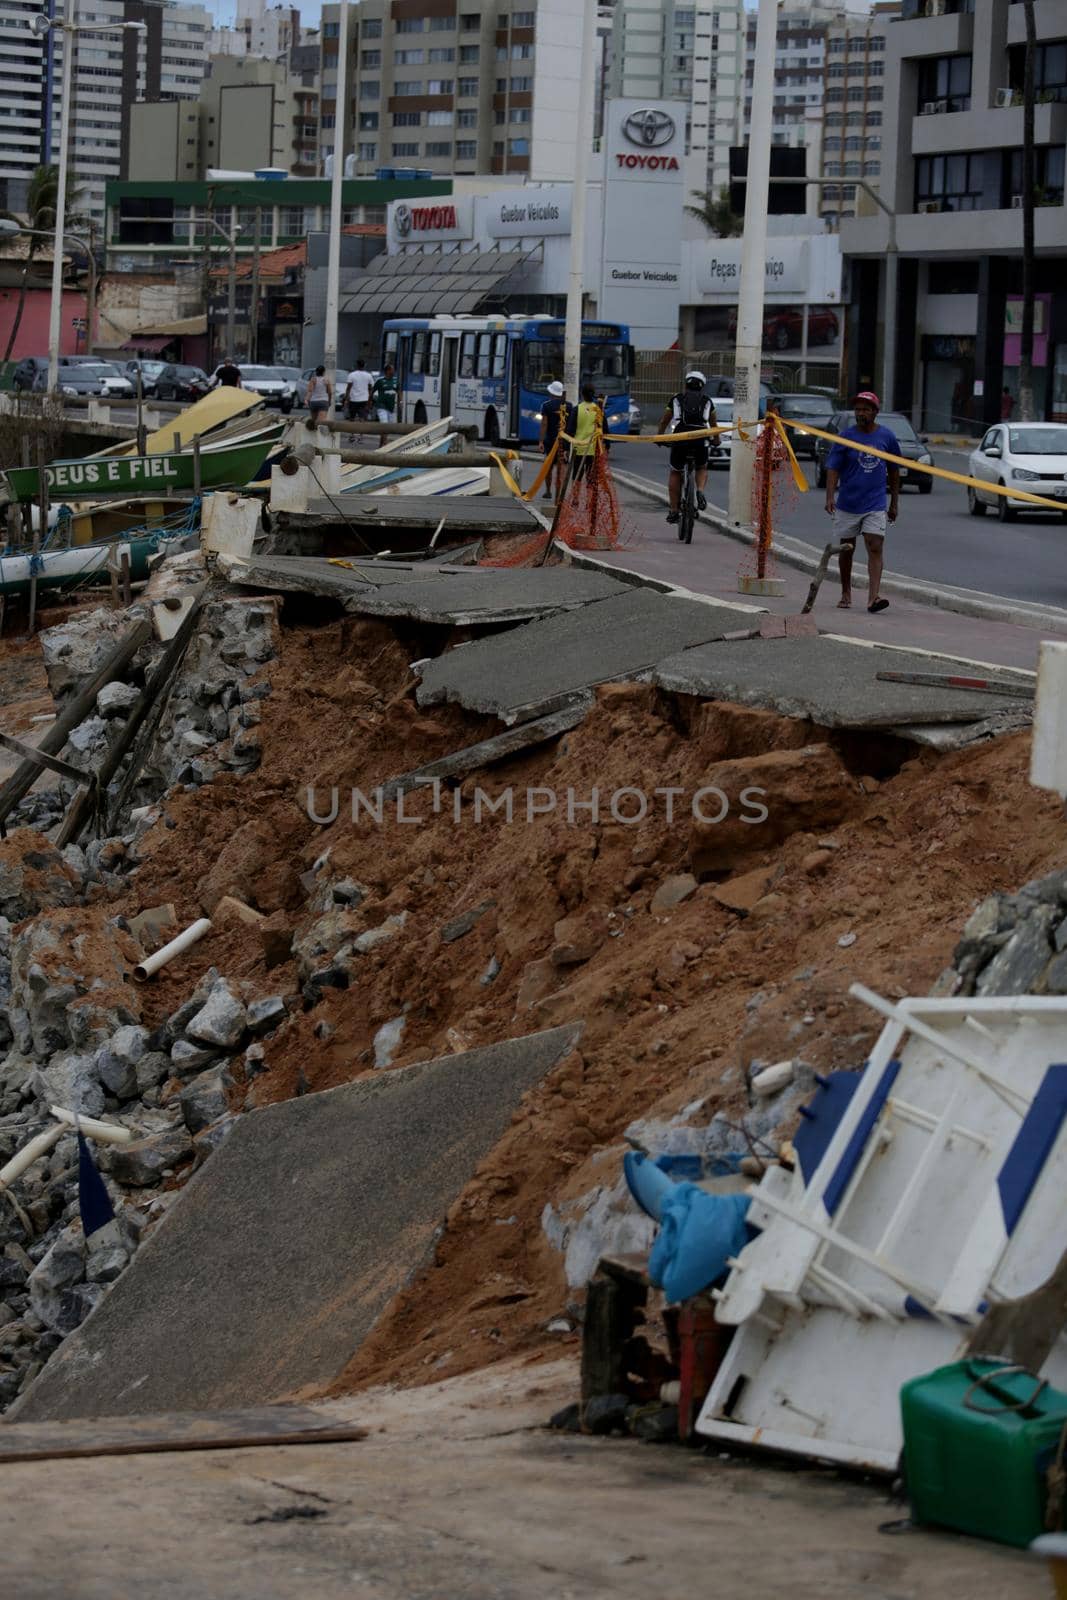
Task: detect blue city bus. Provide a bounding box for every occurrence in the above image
[380,315,634,445]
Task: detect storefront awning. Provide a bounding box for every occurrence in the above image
[339,248,537,317]
[122,335,171,353]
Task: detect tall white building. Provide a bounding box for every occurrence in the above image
[49,0,210,227]
[0,0,47,210]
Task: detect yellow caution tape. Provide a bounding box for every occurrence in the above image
[770,413,809,493]
[489,451,526,500]
[775,417,1067,513]
[519,433,560,500]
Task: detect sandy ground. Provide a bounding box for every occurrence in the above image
[0,1358,1045,1599]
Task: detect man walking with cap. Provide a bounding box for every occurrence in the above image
[824,390,900,613]
[539,379,571,502]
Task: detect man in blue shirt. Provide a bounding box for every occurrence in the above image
[824,391,900,613]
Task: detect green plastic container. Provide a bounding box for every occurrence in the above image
[901,1359,1067,1548]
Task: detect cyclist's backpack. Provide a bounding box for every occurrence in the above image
[674,389,708,431]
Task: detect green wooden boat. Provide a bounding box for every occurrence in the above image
[2,432,279,505]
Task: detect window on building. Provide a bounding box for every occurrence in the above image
[512,9,535,23]
[427,109,453,124]
[456,138,477,158]
[357,141,377,159]
[393,80,422,95]
[359,111,378,129]
[863,161,880,176]
[918,54,971,113]
[393,110,421,125]
[323,20,339,37]
[844,135,863,150]
[360,80,380,98]
[824,135,841,150]
[870,36,884,51]
[827,63,845,78]
[460,12,481,29]
[425,140,452,156]
[430,14,455,28]
[867,110,882,125]
[457,108,478,126]
[280,205,302,234]
[427,78,453,93]
[509,137,529,155]
[392,141,419,156]
[360,48,380,67]
[843,161,861,176]
[494,108,506,124]
[510,107,532,122]
[362,18,382,37]
[915,152,986,211]
[396,17,424,31]
[394,49,424,65]
[512,42,533,58]
[320,113,335,128]
[430,47,455,62]
[1006,143,1065,205]
[459,44,479,61]
[510,75,532,90]
[826,88,844,102]
[458,75,479,94]
[868,61,884,76]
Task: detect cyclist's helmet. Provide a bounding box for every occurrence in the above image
[684,370,706,388]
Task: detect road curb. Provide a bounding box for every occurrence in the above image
[610,465,1067,635]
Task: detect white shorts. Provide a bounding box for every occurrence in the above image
[836,509,886,542]
[376,408,393,423]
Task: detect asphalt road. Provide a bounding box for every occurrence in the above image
[617,442,1067,608]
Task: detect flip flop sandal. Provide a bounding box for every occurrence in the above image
[868,599,889,613]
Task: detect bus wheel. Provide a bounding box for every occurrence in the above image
[484,409,500,446]
[413,400,427,425]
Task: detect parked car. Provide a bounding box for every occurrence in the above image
[727,307,840,350]
[704,374,775,416]
[155,364,211,402]
[967,422,1067,522]
[123,359,168,397]
[772,392,836,458]
[814,410,934,492]
[628,398,641,434]
[217,363,298,412]
[13,357,134,398]
[701,398,762,467]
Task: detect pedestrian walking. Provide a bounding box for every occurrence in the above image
[215,357,241,389]
[824,390,900,614]
[305,365,333,424]
[567,384,603,491]
[372,363,398,424]
[344,359,373,420]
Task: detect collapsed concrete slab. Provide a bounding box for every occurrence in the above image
[223,553,628,624]
[415,589,746,721]
[652,635,1034,730]
[275,495,545,536]
[9,1025,581,1423]
[381,695,593,801]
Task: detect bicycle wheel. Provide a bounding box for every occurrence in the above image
[681,466,697,545]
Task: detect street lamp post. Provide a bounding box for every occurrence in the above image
[31,6,146,394]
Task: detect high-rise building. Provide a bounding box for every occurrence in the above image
[0,0,47,212]
[48,0,211,227]
[606,1,714,194]
[819,3,897,227]
[318,0,588,183]
[742,1,850,216]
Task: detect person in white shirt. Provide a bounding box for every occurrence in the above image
[344,359,373,420]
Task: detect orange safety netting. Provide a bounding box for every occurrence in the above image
[479,426,636,568]
[735,414,802,588]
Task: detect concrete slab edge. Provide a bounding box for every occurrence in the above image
[553,542,768,618]
[609,465,1067,635]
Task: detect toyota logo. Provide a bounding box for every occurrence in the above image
[393,203,412,237]
[622,108,676,148]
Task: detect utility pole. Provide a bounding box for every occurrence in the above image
[45,0,75,396]
[323,0,350,374]
[1019,0,1036,421]
[563,0,597,397]
[249,207,262,363]
[727,0,776,529]
[227,227,237,362]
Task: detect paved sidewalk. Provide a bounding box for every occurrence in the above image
[593,484,1067,673]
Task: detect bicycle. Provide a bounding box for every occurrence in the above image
[677,454,697,545]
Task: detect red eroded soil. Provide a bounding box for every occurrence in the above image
[108,608,1066,1391]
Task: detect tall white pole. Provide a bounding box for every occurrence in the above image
[563,0,597,397]
[46,0,76,396]
[727,0,777,528]
[323,0,350,374]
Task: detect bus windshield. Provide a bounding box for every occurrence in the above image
[522,340,629,396]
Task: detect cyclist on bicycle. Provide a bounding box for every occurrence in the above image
[658,371,714,525]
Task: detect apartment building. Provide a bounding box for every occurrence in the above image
[48,0,211,228]
[0,0,47,212]
[318,0,586,184]
[840,0,1067,427]
[819,3,898,226]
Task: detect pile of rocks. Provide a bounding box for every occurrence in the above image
[0,955,291,1410]
[943,868,1067,997]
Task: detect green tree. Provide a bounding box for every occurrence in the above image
[0,165,87,364]
[684,185,743,238]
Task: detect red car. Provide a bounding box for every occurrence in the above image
[727,307,839,350]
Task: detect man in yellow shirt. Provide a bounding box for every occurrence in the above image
[569,384,603,486]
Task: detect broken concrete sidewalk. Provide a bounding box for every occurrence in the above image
[223,553,628,625]
[652,635,1035,730]
[416,588,748,721]
[10,1025,581,1423]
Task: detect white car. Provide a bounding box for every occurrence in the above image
[213,364,298,413]
[700,398,760,467]
[968,422,1067,522]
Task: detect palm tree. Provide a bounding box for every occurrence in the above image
[0,165,87,364]
[1018,0,1036,421]
[684,185,743,238]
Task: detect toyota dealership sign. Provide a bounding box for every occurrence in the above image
[387,195,473,247]
[600,99,687,347]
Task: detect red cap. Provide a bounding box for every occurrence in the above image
[854,391,880,410]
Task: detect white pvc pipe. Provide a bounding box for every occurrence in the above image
[133,916,211,982]
[0,1124,65,1188]
[48,1106,133,1145]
